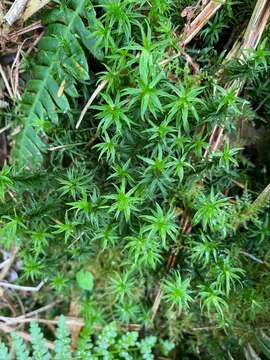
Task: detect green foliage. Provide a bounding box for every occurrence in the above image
[11,333,31,360]
[0,343,11,360]
[12,0,103,169]
[30,322,51,360]
[193,189,230,232]
[76,270,94,291]
[0,318,173,359]
[162,271,193,312]
[55,316,72,360]
[2,0,270,358]
[141,204,178,249]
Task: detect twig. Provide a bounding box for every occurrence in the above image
[240,250,265,265]
[26,30,45,55]
[0,64,14,98]
[0,258,11,270]
[241,0,270,50]
[151,288,163,322]
[0,317,84,327]
[48,142,86,151]
[191,326,218,331]
[10,40,26,100]
[0,279,46,292]
[1,302,59,325]
[0,248,18,281]
[205,0,270,157]
[9,20,43,39]
[0,322,54,349]
[76,79,108,129]
[4,0,28,26]
[12,291,25,316]
[0,316,141,332]
[181,0,225,46]
[0,3,5,24]
[1,294,17,316]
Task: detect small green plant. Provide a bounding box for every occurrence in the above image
[1,0,270,358]
[0,317,174,360]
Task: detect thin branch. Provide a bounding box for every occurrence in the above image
[0,317,83,327]
[0,64,14,98]
[48,142,86,151]
[9,20,43,39]
[181,0,225,46]
[0,258,11,270]
[26,30,45,55]
[0,302,59,325]
[0,316,141,332]
[76,79,108,129]
[0,279,46,292]
[0,248,18,281]
[4,0,28,26]
[0,3,5,24]
[240,250,265,265]
[0,322,54,350]
[151,288,163,322]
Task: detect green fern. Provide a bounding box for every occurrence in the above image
[12,0,102,169]
[0,343,11,360]
[54,315,72,360]
[0,318,171,359]
[11,333,31,360]
[30,322,51,360]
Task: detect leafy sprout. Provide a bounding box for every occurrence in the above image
[106,184,139,221]
[141,203,178,249]
[162,271,193,312]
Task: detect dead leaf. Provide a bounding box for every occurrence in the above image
[57,80,66,98]
[68,300,83,350]
[4,0,28,26]
[22,0,51,22]
[0,3,5,24]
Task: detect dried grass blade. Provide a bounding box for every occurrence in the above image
[181,0,225,46]
[22,0,51,21]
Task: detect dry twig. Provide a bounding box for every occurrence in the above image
[0,302,59,325]
[22,0,51,22]
[76,79,108,129]
[0,279,46,292]
[4,0,28,26]
[0,248,18,281]
[181,0,225,46]
[0,64,14,98]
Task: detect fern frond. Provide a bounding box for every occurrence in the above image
[30,322,51,360]
[54,315,72,360]
[11,332,31,360]
[12,0,102,169]
[0,343,11,360]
